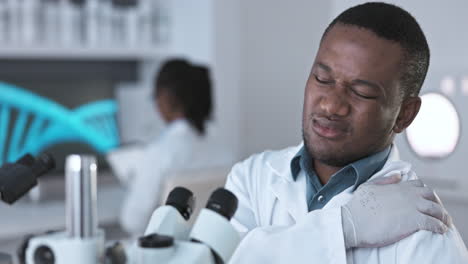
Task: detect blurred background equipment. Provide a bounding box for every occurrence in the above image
[0,0,170,48]
[0,153,55,204]
[0,152,55,263]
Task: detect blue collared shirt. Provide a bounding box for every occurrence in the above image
[290,146,391,211]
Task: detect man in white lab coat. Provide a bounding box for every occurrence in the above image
[226,2,468,263]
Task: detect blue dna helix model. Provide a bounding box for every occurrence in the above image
[0,82,120,166]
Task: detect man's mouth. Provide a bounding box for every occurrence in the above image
[312,118,349,140]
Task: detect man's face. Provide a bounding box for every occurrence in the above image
[303,24,406,166]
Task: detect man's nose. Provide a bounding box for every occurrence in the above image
[319,90,350,117]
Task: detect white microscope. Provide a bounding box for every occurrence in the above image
[129,187,241,264]
[24,155,104,264]
[20,154,241,264]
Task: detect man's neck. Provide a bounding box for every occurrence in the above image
[313,159,343,185]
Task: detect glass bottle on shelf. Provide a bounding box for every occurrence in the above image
[111,3,124,47]
[22,0,39,45]
[43,0,60,46]
[0,0,7,44]
[123,4,138,47]
[138,0,152,48]
[59,0,74,46]
[70,0,83,46]
[7,0,21,44]
[99,0,113,47]
[85,0,99,47]
[153,0,171,46]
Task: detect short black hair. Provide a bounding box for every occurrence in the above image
[155,59,213,135]
[324,2,430,98]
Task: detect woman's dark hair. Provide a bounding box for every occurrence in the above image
[154,58,213,135]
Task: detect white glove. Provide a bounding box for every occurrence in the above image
[342,174,452,248]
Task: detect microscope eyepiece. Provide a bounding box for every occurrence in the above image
[165,187,195,221]
[206,188,238,220]
[138,234,174,249]
[33,153,56,176]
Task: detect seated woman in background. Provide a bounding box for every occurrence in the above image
[107,58,212,235]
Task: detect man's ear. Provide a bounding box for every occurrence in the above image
[393,96,421,133]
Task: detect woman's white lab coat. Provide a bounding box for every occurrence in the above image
[107,119,203,235]
[226,144,468,263]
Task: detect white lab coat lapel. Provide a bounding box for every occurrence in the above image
[267,145,308,224]
[323,146,404,209]
[269,173,308,224]
[265,145,407,223]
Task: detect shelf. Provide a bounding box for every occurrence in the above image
[0,45,175,61]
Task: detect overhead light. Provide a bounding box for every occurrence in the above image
[406,93,460,159]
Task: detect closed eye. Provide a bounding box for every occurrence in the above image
[314,75,334,85]
[350,87,378,100]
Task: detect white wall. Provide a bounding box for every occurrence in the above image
[210,0,244,165]
[239,0,331,158]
